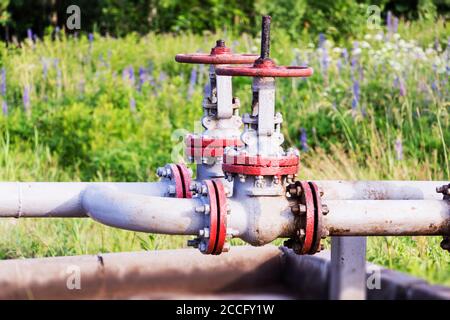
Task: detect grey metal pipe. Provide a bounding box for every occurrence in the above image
[316,180,447,200]
[324,200,450,236]
[0,182,168,218]
[81,185,203,235]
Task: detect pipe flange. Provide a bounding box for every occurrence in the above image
[185,135,243,162]
[222,154,299,177]
[285,181,324,255]
[437,183,450,253]
[156,163,192,198]
[188,179,229,255]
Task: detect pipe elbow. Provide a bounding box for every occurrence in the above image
[81,185,203,235]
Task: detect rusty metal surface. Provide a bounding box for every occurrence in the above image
[0,246,284,300]
[0,246,448,300]
[216,65,314,78]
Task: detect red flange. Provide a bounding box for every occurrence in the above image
[222,163,298,176]
[185,135,243,148]
[168,163,192,198]
[287,181,323,255]
[215,58,313,78]
[175,40,258,65]
[203,179,228,255]
[222,154,299,176]
[185,147,225,158]
[224,154,299,167]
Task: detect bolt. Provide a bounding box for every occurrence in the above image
[201,185,208,196]
[255,175,265,188]
[199,242,207,253]
[187,239,199,248]
[226,203,231,213]
[321,229,330,239]
[195,204,210,214]
[298,228,306,239]
[239,174,246,183]
[322,204,329,215]
[317,244,325,253]
[167,185,176,195]
[436,184,450,195]
[273,176,280,185]
[222,242,231,253]
[318,187,324,197]
[440,236,450,252]
[283,239,293,248]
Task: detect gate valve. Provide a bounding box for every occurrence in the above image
[175,41,258,174]
[156,163,193,198]
[216,16,312,184]
[187,179,231,254]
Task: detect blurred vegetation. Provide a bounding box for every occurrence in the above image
[0,0,448,42]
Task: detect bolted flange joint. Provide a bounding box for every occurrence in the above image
[437,183,450,253]
[157,163,193,198]
[286,180,325,255]
[187,179,231,255]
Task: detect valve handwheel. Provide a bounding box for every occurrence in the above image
[175,40,258,65]
[215,16,313,78]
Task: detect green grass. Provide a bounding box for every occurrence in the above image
[0,18,449,285]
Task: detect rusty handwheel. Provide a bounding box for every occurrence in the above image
[175,40,258,65]
[215,16,313,78]
[285,181,323,255]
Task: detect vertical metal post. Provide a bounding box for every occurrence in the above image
[329,236,367,300]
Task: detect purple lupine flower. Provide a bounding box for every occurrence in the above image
[23,86,30,112]
[2,100,7,115]
[129,97,136,112]
[158,71,168,83]
[42,59,48,80]
[336,58,342,75]
[395,137,403,160]
[138,67,146,91]
[387,11,392,34]
[352,79,360,114]
[342,48,349,65]
[318,33,325,48]
[187,66,198,99]
[54,59,62,90]
[393,17,399,33]
[399,79,406,96]
[321,45,329,73]
[88,33,94,43]
[128,66,135,86]
[1,68,6,96]
[393,76,399,88]
[300,128,309,152]
[27,29,33,42]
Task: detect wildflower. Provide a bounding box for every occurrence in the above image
[1,100,7,115]
[399,78,407,96]
[88,33,94,43]
[187,66,198,99]
[128,66,135,86]
[300,128,308,152]
[138,67,146,91]
[27,29,33,42]
[23,86,30,112]
[318,33,325,48]
[387,11,392,34]
[129,97,136,112]
[0,68,6,96]
[395,137,403,160]
[393,17,399,34]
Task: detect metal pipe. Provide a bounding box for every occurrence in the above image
[0,182,169,218]
[316,180,447,200]
[81,185,203,235]
[260,15,271,59]
[324,200,450,236]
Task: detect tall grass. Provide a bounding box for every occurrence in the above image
[0,18,448,284]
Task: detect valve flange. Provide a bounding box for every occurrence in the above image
[188,179,230,255]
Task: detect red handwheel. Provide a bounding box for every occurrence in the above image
[175,40,258,65]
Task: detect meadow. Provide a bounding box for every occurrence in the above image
[0,17,449,285]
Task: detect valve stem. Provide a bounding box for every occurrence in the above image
[260,15,271,59]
